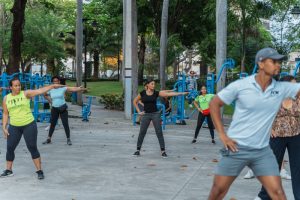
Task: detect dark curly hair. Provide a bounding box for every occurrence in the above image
[51,76,60,83]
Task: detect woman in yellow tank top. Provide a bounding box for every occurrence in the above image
[1,77,63,180]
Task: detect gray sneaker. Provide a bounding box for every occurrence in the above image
[67,138,72,145]
[36,170,44,180]
[1,169,14,177]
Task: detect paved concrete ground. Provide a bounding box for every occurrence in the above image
[0,104,293,200]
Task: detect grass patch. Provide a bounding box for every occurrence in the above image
[66,80,158,96]
[66,81,123,96]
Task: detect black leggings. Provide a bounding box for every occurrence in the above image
[7,121,40,161]
[194,112,215,139]
[258,134,300,200]
[48,106,70,139]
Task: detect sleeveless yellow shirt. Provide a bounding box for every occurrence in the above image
[6,91,34,126]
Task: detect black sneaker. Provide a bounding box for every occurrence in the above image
[0,169,13,177]
[36,170,44,180]
[42,138,51,145]
[67,138,72,145]
[133,151,140,156]
[212,139,216,144]
[191,139,197,144]
[161,152,168,158]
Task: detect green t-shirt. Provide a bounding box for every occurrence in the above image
[6,91,34,126]
[194,94,215,110]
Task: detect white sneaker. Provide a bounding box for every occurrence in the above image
[45,125,50,131]
[244,169,255,179]
[280,169,291,180]
[253,197,262,200]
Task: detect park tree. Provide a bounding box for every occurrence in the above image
[159,0,169,89]
[269,0,299,54]
[228,0,275,72]
[84,0,123,79]
[7,0,27,74]
[22,8,65,74]
[0,1,11,73]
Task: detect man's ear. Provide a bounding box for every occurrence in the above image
[258,62,263,70]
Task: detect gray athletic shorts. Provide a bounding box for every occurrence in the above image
[215,145,280,177]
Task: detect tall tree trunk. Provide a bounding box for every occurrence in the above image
[132,0,138,100]
[40,61,43,76]
[138,34,146,85]
[240,7,246,72]
[200,60,208,77]
[21,59,31,73]
[159,0,169,90]
[117,35,121,81]
[7,0,27,75]
[76,0,83,105]
[0,3,4,74]
[24,63,31,73]
[46,59,55,75]
[121,0,126,84]
[216,0,227,93]
[93,50,99,79]
[184,49,193,73]
[172,60,177,80]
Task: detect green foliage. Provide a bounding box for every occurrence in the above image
[228,24,273,73]
[99,93,124,111]
[0,1,13,63]
[22,8,65,63]
[165,79,176,90]
[84,0,122,57]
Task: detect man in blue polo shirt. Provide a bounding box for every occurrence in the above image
[207,48,300,200]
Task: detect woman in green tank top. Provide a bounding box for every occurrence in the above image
[192,85,215,144]
[1,77,63,180]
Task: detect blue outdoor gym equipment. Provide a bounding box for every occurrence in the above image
[0,72,51,122]
[82,95,93,121]
[172,73,188,124]
[206,58,236,94]
[239,72,249,79]
[293,61,300,77]
[132,73,199,128]
[252,64,258,75]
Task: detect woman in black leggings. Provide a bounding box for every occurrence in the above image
[42,76,86,145]
[1,77,63,179]
[133,79,188,158]
[192,85,215,144]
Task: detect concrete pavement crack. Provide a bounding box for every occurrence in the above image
[170,162,206,200]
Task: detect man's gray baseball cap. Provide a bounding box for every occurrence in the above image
[255,47,286,64]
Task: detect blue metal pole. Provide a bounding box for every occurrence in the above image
[293,61,300,77]
[2,72,7,98]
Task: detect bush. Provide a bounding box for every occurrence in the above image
[99,93,124,111]
[165,79,176,89]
